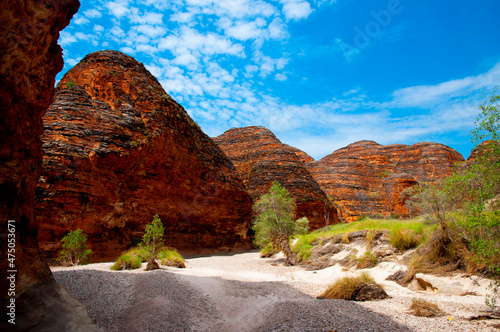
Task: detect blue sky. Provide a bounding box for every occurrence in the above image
[57,0,500,160]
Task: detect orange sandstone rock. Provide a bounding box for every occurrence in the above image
[307,140,464,221]
[214,126,340,229]
[36,51,252,261]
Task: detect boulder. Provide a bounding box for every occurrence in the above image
[307,140,465,221]
[36,51,253,261]
[214,126,339,229]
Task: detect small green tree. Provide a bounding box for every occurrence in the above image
[139,214,165,271]
[409,89,500,309]
[57,229,93,266]
[252,181,309,265]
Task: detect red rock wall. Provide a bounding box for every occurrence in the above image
[36,51,253,261]
[214,126,340,229]
[0,0,95,330]
[307,140,465,221]
[1,0,79,297]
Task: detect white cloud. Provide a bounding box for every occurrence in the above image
[133,25,167,38]
[84,9,103,18]
[130,11,164,24]
[93,25,105,32]
[281,0,313,21]
[73,16,90,25]
[391,62,500,108]
[268,17,288,39]
[105,1,130,18]
[221,18,267,41]
[275,73,288,81]
[59,31,77,45]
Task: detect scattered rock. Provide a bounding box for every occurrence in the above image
[386,270,413,287]
[146,261,160,271]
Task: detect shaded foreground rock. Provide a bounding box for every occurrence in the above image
[36,51,253,261]
[307,140,465,221]
[214,126,339,229]
[0,0,96,329]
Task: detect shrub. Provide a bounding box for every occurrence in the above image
[356,251,378,269]
[260,243,279,258]
[390,228,421,251]
[296,243,313,262]
[111,253,142,270]
[57,229,93,266]
[140,214,165,270]
[252,181,309,265]
[320,273,378,300]
[408,298,444,317]
[65,81,78,88]
[158,248,185,268]
[125,247,148,262]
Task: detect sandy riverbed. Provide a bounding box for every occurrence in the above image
[52,250,499,331]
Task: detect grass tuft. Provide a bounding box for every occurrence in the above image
[390,228,422,251]
[110,253,142,270]
[408,298,444,317]
[356,251,379,269]
[320,273,375,300]
[293,217,434,261]
[158,247,185,268]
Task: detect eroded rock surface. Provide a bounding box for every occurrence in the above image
[0,0,95,330]
[307,140,465,221]
[214,126,339,229]
[36,51,253,261]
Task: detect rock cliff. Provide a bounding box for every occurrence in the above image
[0,0,96,330]
[307,141,465,222]
[214,127,339,229]
[36,51,253,261]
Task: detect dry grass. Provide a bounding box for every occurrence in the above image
[356,251,378,269]
[320,273,375,300]
[408,298,444,317]
[410,230,472,276]
[390,228,422,251]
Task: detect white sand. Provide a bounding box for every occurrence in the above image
[52,250,499,331]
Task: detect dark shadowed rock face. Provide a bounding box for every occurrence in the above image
[36,50,253,261]
[0,0,96,330]
[307,140,465,222]
[214,126,339,229]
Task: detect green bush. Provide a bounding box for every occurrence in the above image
[252,181,308,265]
[158,248,185,268]
[140,214,165,270]
[111,253,142,271]
[260,243,279,258]
[57,229,93,266]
